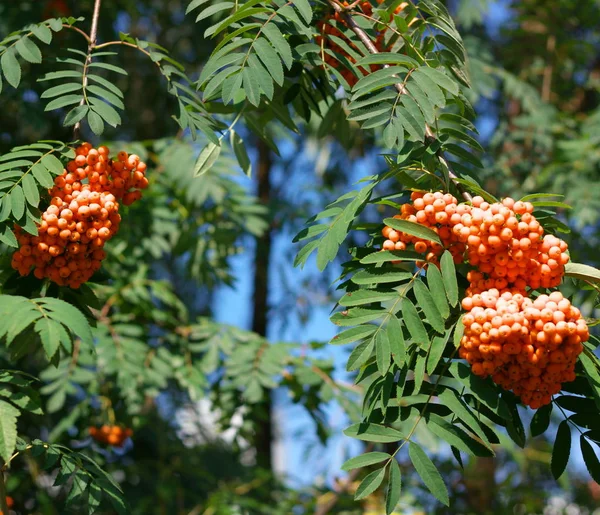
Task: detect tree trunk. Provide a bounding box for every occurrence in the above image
[250,139,273,470]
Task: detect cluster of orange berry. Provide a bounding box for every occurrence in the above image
[382,191,467,266]
[460,290,587,408]
[381,192,588,408]
[316,1,408,87]
[454,197,569,291]
[89,425,133,447]
[11,143,148,288]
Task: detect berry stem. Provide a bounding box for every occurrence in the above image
[326,0,472,202]
[73,0,102,139]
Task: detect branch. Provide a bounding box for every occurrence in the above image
[541,34,556,103]
[62,24,92,44]
[73,0,102,139]
[328,1,472,202]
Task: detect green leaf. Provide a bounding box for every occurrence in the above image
[87,84,125,109]
[376,330,391,375]
[39,70,82,81]
[211,8,271,37]
[427,329,450,375]
[555,395,597,414]
[230,131,251,176]
[0,399,19,463]
[63,105,89,127]
[41,82,82,98]
[346,338,375,371]
[530,403,553,437]
[330,325,377,345]
[40,154,64,175]
[35,318,65,359]
[352,269,413,285]
[383,217,442,245]
[401,298,429,346]
[1,49,21,88]
[342,451,391,471]
[293,0,313,24]
[222,73,243,105]
[31,163,54,188]
[356,52,419,67]
[339,289,397,307]
[385,460,401,514]
[186,0,211,13]
[88,74,124,98]
[581,436,600,484]
[396,107,425,140]
[253,38,284,86]
[242,66,261,106]
[413,280,444,333]
[193,142,221,176]
[551,420,571,480]
[332,307,384,326]
[360,250,424,264]
[248,54,273,100]
[427,413,493,457]
[453,319,464,348]
[440,251,458,307]
[262,24,293,69]
[0,226,18,247]
[32,24,53,44]
[411,69,446,107]
[344,422,404,443]
[87,110,105,135]
[426,264,449,318]
[355,467,386,500]
[11,186,25,219]
[448,362,509,418]
[21,173,40,206]
[565,262,600,284]
[15,37,42,63]
[37,298,93,349]
[387,315,406,367]
[416,66,459,95]
[89,98,121,127]
[413,350,426,394]
[45,94,82,111]
[88,61,128,75]
[438,389,493,449]
[408,441,449,506]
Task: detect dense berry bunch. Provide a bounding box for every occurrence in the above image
[380,191,586,407]
[11,143,148,288]
[316,1,407,87]
[460,290,588,408]
[381,191,467,266]
[89,425,133,447]
[454,197,569,292]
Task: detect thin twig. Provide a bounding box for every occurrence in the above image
[541,34,556,103]
[62,24,92,44]
[73,0,102,139]
[327,0,472,202]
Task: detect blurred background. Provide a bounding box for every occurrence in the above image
[1,0,600,513]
